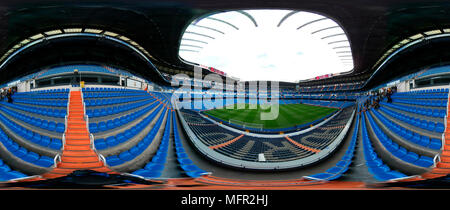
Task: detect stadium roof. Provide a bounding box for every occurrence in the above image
[0,0,450,88]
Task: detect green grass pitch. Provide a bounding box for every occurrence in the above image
[203,103,338,129]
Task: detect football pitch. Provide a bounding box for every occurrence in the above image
[203,103,338,129]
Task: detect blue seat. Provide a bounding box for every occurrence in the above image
[402,152,419,163]
[144,163,165,171]
[326,167,343,174]
[35,156,54,168]
[429,138,442,150]
[113,118,121,127]
[89,123,98,133]
[415,156,434,168]
[31,133,41,144]
[56,123,65,133]
[420,120,428,130]
[48,121,56,132]
[132,169,161,178]
[151,155,167,164]
[440,110,446,118]
[39,136,51,147]
[41,120,49,130]
[178,158,193,165]
[305,173,335,180]
[13,147,28,158]
[49,139,62,150]
[176,152,188,159]
[94,139,107,150]
[105,155,123,166]
[411,133,421,144]
[105,136,119,147]
[98,122,107,132]
[129,145,141,155]
[118,151,134,161]
[106,120,114,130]
[23,151,40,163]
[436,123,445,133]
[427,122,436,132]
[418,136,430,147]
[185,170,209,178]
[116,133,126,143]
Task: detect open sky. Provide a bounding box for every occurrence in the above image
[179,10,354,83]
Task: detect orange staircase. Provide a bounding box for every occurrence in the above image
[42,90,114,179]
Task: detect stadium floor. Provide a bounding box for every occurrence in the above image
[203,103,337,129]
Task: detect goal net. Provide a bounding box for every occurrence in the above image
[229,119,264,130]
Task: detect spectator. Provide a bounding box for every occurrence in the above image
[386,88,393,103]
[6,88,12,103]
[373,96,380,109]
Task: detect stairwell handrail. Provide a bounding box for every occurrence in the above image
[53,153,61,168]
[58,88,71,164]
[441,84,450,159]
[436,84,450,167]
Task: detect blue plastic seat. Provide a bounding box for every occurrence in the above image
[415,156,434,168]
[144,163,164,171]
[94,139,107,150]
[105,155,123,166]
[106,120,114,130]
[132,169,161,178]
[98,122,107,132]
[35,156,54,168]
[418,136,430,147]
[305,173,334,180]
[89,123,98,133]
[119,151,134,161]
[41,120,49,130]
[429,138,442,150]
[427,122,436,132]
[49,139,62,150]
[105,136,119,147]
[178,158,193,165]
[48,121,56,132]
[436,123,445,133]
[129,145,141,155]
[56,123,65,133]
[402,152,419,163]
[39,136,51,147]
[31,133,42,144]
[13,147,28,158]
[23,151,40,163]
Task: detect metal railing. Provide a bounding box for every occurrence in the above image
[54,90,71,166]
[81,88,108,167]
[53,153,61,168]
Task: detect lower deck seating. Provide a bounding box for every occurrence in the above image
[0,128,55,168]
[104,107,168,167]
[93,104,163,150]
[0,106,65,133]
[0,112,62,151]
[303,106,360,181]
[0,158,27,181]
[366,111,435,168]
[172,113,209,178]
[132,111,172,178]
[89,101,158,134]
[362,113,407,181]
[371,108,442,150]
